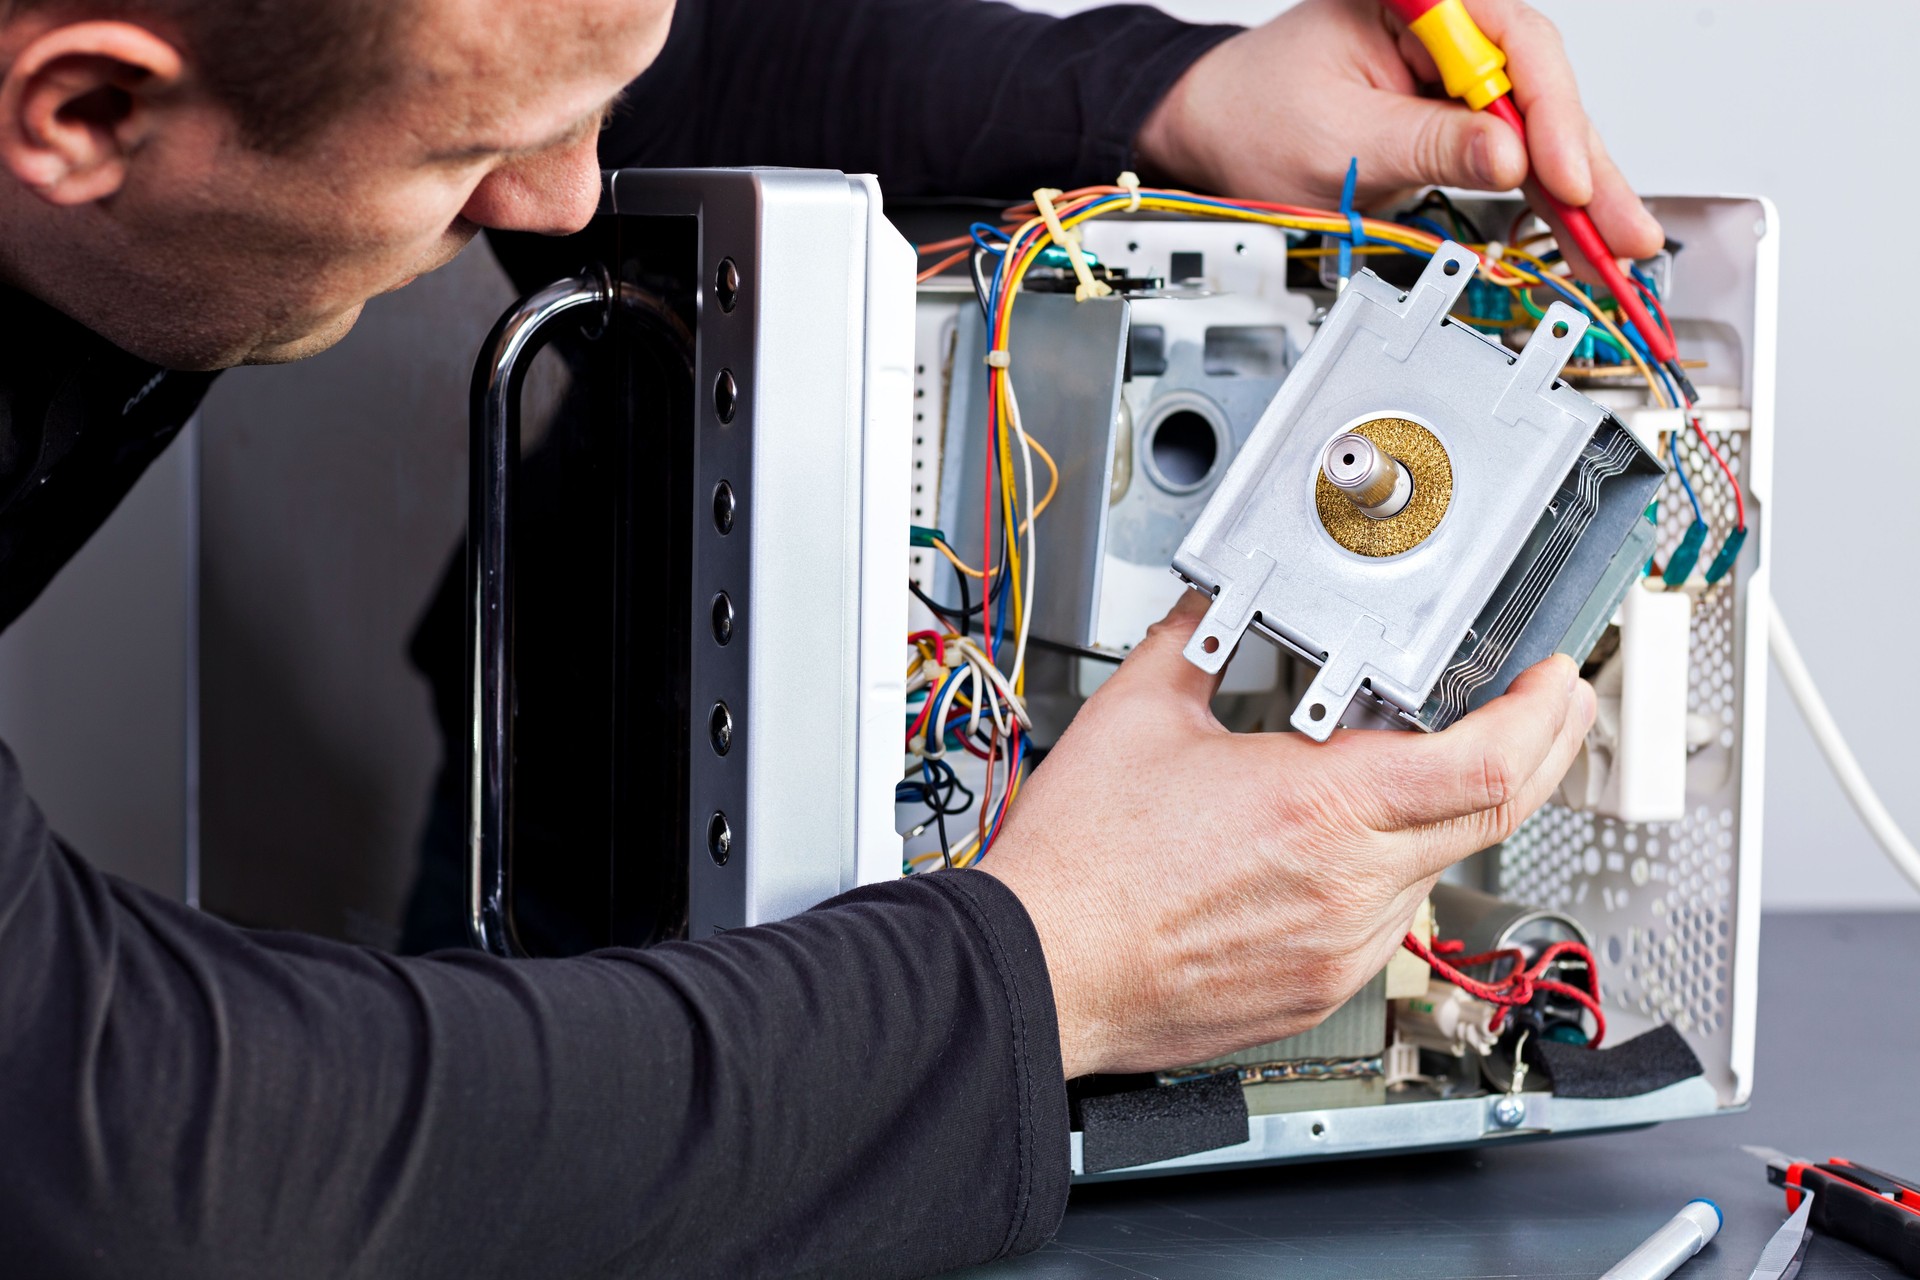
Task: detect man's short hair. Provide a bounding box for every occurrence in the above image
[3,0,411,153]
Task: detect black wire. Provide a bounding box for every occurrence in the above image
[906,580,1124,667]
[897,757,976,816]
[949,544,971,639]
[908,543,1002,624]
[1026,634,1126,665]
[969,247,994,326]
[924,761,953,870]
[908,578,972,624]
[1424,188,1486,243]
[906,580,1121,667]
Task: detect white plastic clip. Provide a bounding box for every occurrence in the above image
[984,349,1011,369]
[1116,170,1143,212]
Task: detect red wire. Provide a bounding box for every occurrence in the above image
[1631,275,1745,528]
[1403,931,1607,1048]
[1688,412,1746,530]
[906,690,937,745]
[907,629,946,666]
[1637,277,1679,349]
[1483,96,1677,368]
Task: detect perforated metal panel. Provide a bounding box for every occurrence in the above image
[1499,424,1755,1105]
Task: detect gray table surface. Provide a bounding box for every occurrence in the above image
[957,912,1918,1280]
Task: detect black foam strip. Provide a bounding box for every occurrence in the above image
[1534,1024,1704,1099]
[1078,1075,1250,1175]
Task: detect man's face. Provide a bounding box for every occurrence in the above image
[11,0,673,368]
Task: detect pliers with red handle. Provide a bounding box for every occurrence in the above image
[1748,1146,1920,1276]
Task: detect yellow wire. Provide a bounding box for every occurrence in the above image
[931,536,987,581]
[1024,433,1059,529]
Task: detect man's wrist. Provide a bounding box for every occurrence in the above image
[981,853,1127,1081]
[1130,30,1239,192]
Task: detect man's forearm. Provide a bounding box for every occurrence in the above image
[0,741,1068,1278]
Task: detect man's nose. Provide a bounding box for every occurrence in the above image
[459,133,602,237]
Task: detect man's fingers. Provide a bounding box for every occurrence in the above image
[1465,0,1591,203]
[1581,127,1665,259]
[1398,673,1594,881]
[1359,654,1582,831]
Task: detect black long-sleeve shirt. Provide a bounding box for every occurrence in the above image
[0,2,1238,1275]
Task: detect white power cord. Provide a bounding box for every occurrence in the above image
[1769,599,1920,894]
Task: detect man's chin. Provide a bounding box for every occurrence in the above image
[241,303,367,366]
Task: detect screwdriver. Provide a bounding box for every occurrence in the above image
[1380,0,1694,399]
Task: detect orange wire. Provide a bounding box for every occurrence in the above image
[916,247,971,284]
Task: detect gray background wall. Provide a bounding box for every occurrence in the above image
[0,0,1910,933]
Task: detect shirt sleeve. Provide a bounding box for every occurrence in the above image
[0,740,1069,1278]
[600,0,1241,195]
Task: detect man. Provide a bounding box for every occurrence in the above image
[0,0,1648,1274]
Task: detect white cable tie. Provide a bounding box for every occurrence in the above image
[1116,170,1143,212]
[1033,186,1110,303]
[984,349,1011,369]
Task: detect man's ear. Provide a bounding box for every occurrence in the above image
[0,20,185,205]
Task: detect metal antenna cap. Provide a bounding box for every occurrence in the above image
[1322,431,1413,519]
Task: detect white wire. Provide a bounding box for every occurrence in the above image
[951,637,1032,732]
[1769,599,1920,895]
[927,664,974,759]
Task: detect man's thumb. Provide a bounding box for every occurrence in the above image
[1369,96,1528,197]
[1105,590,1229,709]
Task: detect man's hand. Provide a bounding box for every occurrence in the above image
[1134,0,1663,262]
[983,593,1595,1080]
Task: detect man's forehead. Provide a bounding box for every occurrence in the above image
[404,0,667,136]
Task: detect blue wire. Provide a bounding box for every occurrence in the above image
[1656,365,1705,524]
[969,222,1008,254]
[1670,429,1704,524]
[1402,214,1455,242]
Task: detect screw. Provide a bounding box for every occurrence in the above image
[714,369,738,424]
[709,702,733,756]
[707,812,732,865]
[714,258,740,313]
[1492,1096,1527,1129]
[711,592,734,645]
[712,480,735,535]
